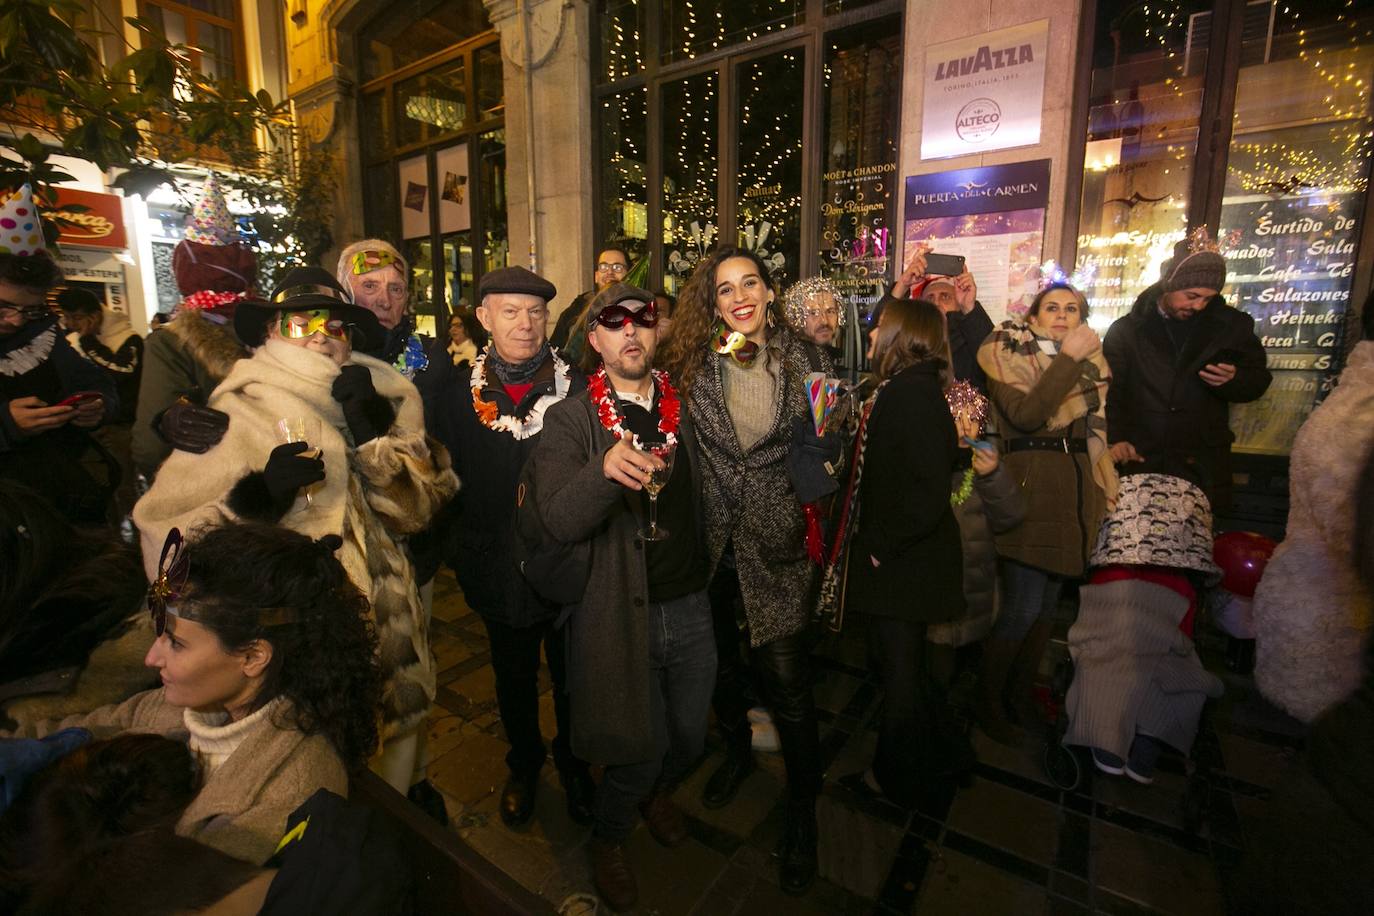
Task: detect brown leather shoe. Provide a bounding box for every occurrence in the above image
[639,793,688,847]
[589,837,638,912]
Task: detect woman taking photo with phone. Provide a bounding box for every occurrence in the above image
[5,520,383,865]
[658,246,830,895]
[843,298,970,805]
[974,283,1117,745]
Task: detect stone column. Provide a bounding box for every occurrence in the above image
[484,0,596,318]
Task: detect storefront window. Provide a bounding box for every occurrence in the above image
[599,87,649,267]
[397,59,467,148]
[360,0,491,83]
[736,48,804,287]
[819,17,901,324]
[1220,1,1374,454]
[1074,1,1211,331]
[480,129,508,273]
[661,71,720,293]
[661,0,803,64]
[600,0,645,82]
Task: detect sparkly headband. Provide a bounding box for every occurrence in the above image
[781,276,846,330]
[1038,259,1095,293]
[349,249,399,276]
[271,284,351,305]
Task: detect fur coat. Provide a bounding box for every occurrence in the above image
[132,340,459,737]
[132,309,247,478]
[1253,341,1374,723]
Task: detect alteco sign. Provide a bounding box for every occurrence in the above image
[921,20,1050,161]
[50,187,127,249]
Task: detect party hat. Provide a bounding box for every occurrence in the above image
[0,185,46,256]
[184,173,237,246]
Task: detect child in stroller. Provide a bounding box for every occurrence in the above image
[1060,472,1225,785]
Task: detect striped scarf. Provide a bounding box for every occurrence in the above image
[815,380,887,633]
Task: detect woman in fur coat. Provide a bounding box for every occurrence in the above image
[133,268,459,791]
[1252,305,1374,723]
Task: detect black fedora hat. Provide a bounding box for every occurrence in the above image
[234,266,384,350]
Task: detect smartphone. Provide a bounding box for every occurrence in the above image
[961,436,995,452]
[1208,347,1243,366]
[924,252,967,277]
[56,391,102,408]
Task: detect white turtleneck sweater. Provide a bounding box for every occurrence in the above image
[184,697,283,776]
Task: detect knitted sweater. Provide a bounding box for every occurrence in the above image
[9,688,346,865]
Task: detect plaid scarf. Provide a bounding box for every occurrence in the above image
[977,319,1118,507]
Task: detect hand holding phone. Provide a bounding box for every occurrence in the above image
[923,252,967,278]
[56,391,102,408]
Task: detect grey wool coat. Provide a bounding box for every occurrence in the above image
[689,327,829,647]
[530,392,706,766]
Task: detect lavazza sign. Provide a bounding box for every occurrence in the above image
[921,20,1050,161]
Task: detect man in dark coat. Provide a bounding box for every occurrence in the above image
[424,265,594,828]
[880,249,994,388]
[0,251,118,525]
[531,283,713,911]
[1103,244,1272,512]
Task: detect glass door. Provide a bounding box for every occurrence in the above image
[659,68,721,295]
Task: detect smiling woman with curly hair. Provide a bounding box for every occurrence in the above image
[4,520,384,865]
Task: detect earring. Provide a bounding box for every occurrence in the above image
[766,302,777,328]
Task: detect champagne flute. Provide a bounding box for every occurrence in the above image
[638,446,676,542]
[275,416,322,506]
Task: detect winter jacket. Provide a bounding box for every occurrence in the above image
[0,316,119,522]
[1103,287,1271,511]
[66,307,142,425]
[133,340,458,738]
[132,309,247,479]
[690,327,829,647]
[531,392,706,765]
[8,687,347,865]
[846,361,964,624]
[929,462,1027,646]
[549,289,595,361]
[1253,340,1374,723]
[980,351,1110,579]
[424,348,585,628]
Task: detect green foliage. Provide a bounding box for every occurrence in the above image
[0,0,333,285]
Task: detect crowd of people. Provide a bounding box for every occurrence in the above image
[1,173,1372,914]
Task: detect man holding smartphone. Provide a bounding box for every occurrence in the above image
[1103,240,1271,512]
[885,247,994,389]
[0,246,118,524]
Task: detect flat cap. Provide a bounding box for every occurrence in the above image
[585,282,655,328]
[479,265,556,302]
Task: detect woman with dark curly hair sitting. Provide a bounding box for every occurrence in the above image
[5,519,383,865]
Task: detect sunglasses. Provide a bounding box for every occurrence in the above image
[593,301,658,330]
[349,248,398,275]
[279,310,352,341]
[148,528,190,637]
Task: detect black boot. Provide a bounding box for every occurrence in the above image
[702,732,755,810]
[561,767,595,826]
[778,796,818,895]
[500,770,539,827]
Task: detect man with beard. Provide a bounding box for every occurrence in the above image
[426,266,595,829]
[880,249,994,388]
[531,283,713,911]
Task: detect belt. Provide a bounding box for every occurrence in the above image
[1006,437,1088,454]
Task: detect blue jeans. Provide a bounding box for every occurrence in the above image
[991,559,1065,642]
[593,589,718,842]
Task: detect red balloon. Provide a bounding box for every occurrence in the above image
[1213,531,1277,598]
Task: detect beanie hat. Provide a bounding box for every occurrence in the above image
[1090,473,1222,584]
[1161,228,1227,294]
[0,185,45,256]
[184,174,237,246]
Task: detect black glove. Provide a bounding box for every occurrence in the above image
[156,399,229,454]
[261,441,325,510]
[331,364,395,446]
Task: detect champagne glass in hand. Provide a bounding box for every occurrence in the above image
[638,446,676,542]
[275,416,322,505]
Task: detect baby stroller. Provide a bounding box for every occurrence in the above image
[1042,473,1224,833]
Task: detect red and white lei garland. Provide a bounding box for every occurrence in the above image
[470,348,573,439]
[588,367,681,457]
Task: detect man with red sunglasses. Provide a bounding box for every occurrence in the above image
[531,282,713,910]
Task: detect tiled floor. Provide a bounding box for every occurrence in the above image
[421,572,1302,914]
